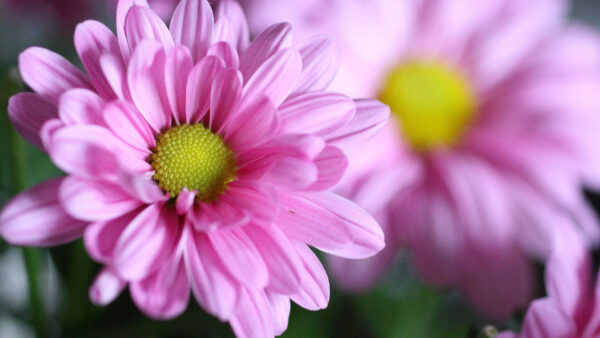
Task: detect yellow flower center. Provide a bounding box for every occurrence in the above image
[379,60,476,152]
[150,124,236,201]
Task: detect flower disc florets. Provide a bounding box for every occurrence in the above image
[150,124,236,200]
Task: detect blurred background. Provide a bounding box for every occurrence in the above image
[1,1,600,337]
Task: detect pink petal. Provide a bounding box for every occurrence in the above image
[293,35,341,94]
[19,47,91,104]
[207,41,240,68]
[48,125,121,180]
[520,299,575,338]
[325,99,390,154]
[289,242,330,311]
[215,0,249,51]
[84,210,138,263]
[89,268,126,306]
[116,0,150,61]
[208,226,268,289]
[113,203,179,281]
[130,252,190,319]
[0,178,86,246]
[224,95,279,152]
[39,118,64,150]
[103,101,155,152]
[184,228,240,320]
[8,93,57,149]
[266,291,291,336]
[239,23,293,80]
[244,224,304,294]
[164,46,193,124]
[307,146,348,191]
[175,189,196,215]
[169,0,214,61]
[58,89,105,126]
[209,67,243,132]
[278,192,384,259]
[188,198,250,232]
[185,55,225,123]
[218,181,278,225]
[279,91,355,137]
[124,6,174,54]
[74,20,122,100]
[239,48,302,110]
[127,40,171,132]
[59,176,142,222]
[230,289,275,338]
[213,17,237,52]
[99,53,129,100]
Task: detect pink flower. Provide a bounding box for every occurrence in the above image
[239,0,600,319]
[109,0,180,20]
[0,0,389,336]
[498,224,598,338]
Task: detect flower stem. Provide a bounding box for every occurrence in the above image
[9,127,47,337]
[22,247,46,338]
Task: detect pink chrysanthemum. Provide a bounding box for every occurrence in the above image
[239,0,600,319]
[0,0,389,336]
[498,224,599,338]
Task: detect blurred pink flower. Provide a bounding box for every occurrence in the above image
[498,223,598,338]
[239,0,600,319]
[0,0,389,336]
[109,0,180,20]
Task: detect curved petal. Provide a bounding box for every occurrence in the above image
[244,224,304,294]
[239,47,302,111]
[208,40,240,69]
[127,40,171,133]
[169,0,214,61]
[278,192,385,259]
[208,226,268,289]
[215,0,249,51]
[74,20,122,100]
[103,101,156,152]
[279,92,355,137]
[8,93,57,149]
[293,35,341,94]
[165,46,193,124]
[184,228,240,320]
[116,0,150,60]
[289,242,330,311]
[0,178,86,246]
[239,23,292,80]
[307,146,348,191]
[325,99,390,154]
[84,209,139,263]
[185,55,225,123]
[266,291,291,336]
[175,189,196,215]
[89,268,126,306]
[131,252,190,319]
[124,5,174,54]
[58,88,105,126]
[230,289,275,338]
[209,67,243,132]
[19,47,91,104]
[48,125,121,180]
[113,203,179,281]
[224,95,279,152]
[59,176,142,222]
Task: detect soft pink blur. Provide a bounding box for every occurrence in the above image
[239,0,600,320]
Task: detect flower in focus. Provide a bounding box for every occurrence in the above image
[498,224,599,338]
[239,0,600,319]
[0,0,389,336]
